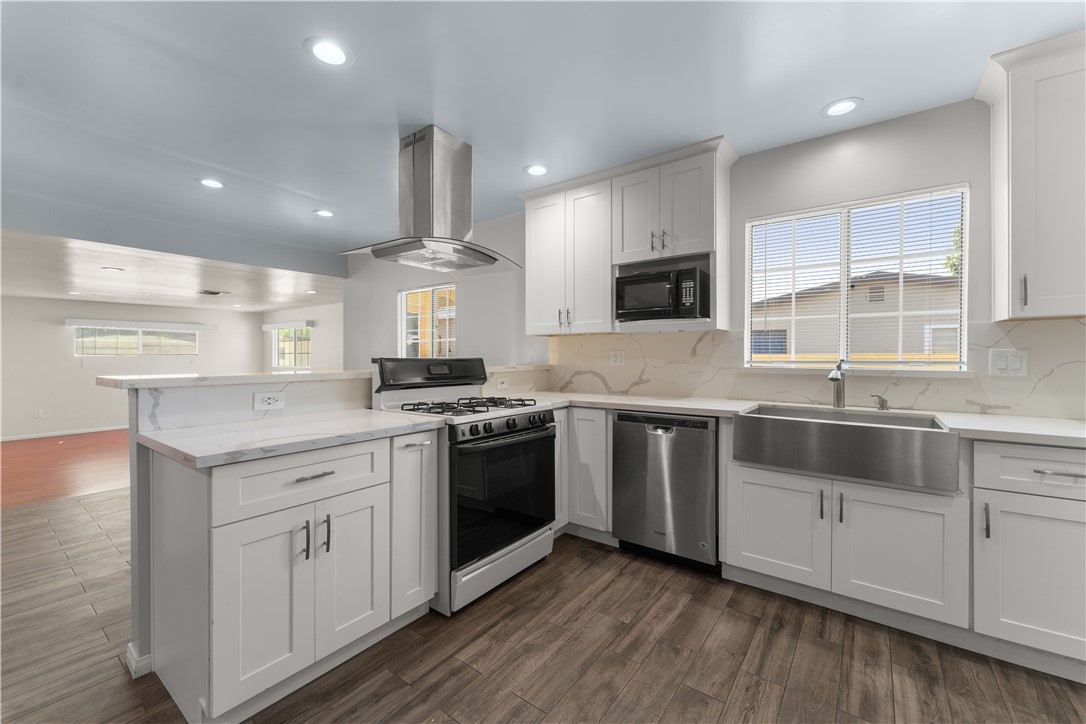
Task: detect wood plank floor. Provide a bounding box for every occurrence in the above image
[1,430,129,509]
[2,489,1084,724]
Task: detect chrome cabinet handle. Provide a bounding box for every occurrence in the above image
[660,229,668,249]
[983,502,991,539]
[402,440,433,448]
[323,514,331,553]
[1022,274,1029,307]
[295,470,334,484]
[567,308,572,326]
[303,519,311,560]
[558,309,562,327]
[819,489,824,520]
[1034,469,1086,479]
[839,493,844,523]
[650,231,656,251]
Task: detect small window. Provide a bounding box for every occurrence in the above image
[400,284,456,358]
[74,327,197,356]
[275,328,311,368]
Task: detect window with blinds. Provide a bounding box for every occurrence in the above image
[747,187,967,370]
[400,284,456,358]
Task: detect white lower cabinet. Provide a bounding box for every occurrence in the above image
[553,408,569,529]
[390,432,438,618]
[211,485,391,716]
[725,464,831,589]
[974,488,1086,660]
[832,481,969,626]
[725,464,969,626]
[568,407,609,531]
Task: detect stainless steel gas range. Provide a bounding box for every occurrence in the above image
[372,357,555,615]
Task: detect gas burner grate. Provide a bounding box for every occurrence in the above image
[459,396,538,409]
[401,401,491,415]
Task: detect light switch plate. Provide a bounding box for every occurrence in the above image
[611,351,625,366]
[989,349,1029,378]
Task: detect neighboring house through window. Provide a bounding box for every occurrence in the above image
[747,186,967,369]
[400,284,456,358]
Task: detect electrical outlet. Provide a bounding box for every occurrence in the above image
[989,349,1029,378]
[253,392,285,411]
[32,409,44,419]
[611,351,625,366]
[495,377,509,390]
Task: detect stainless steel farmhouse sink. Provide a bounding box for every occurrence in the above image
[733,405,960,492]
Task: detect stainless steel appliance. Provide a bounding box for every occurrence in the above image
[372,357,556,615]
[612,411,718,567]
[615,266,709,321]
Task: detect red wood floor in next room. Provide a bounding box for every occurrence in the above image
[1,430,129,508]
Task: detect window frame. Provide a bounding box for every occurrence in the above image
[272,327,312,369]
[398,283,456,359]
[744,183,969,371]
[73,326,200,356]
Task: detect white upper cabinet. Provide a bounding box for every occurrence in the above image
[524,182,612,336]
[612,152,716,264]
[981,32,1086,319]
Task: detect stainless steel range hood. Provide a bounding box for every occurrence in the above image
[345,125,518,272]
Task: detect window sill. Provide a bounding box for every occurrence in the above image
[740,365,975,379]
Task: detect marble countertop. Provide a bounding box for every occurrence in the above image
[138,408,444,469]
[532,392,1085,448]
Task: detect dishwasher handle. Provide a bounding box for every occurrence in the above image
[648,425,674,435]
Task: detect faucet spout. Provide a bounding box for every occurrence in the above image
[828,359,845,408]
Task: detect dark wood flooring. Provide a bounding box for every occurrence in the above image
[2,488,1084,724]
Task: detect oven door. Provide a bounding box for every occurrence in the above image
[615,271,676,321]
[449,425,556,571]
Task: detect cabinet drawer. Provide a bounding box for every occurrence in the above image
[974,442,1086,500]
[211,440,391,526]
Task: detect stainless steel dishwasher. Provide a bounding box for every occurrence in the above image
[612,411,718,567]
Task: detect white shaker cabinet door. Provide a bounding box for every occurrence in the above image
[565,180,613,334]
[210,505,316,718]
[567,407,609,532]
[1009,50,1086,318]
[314,485,391,660]
[659,152,715,257]
[611,167,661,264]
[525,192,567,336]
[725,464,831,590]
[831,482,969,627]
[390,432,438,619]
[975,488,1086,660]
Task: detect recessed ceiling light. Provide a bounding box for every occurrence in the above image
[232,304,242,308]
[313,209,335,218]
[67,291,81,295]
[523,164,549,177]
[101,266,125,272]
[822,97,864,117]
[199,178,224,189]
[304,289,318,294]
[304,37,352,67]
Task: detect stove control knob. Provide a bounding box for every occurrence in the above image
[483,421,494,434]
[469,424,480,437]
[528,413,538,426]
[506,418,518,431]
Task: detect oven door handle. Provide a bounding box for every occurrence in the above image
[454,425,556,453]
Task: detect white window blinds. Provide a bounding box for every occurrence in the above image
[747,187,967,370]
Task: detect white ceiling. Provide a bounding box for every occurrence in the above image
[2,2,1083,277]
[0,230,344,312]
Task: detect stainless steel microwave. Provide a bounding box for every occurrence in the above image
[615,267,710,321]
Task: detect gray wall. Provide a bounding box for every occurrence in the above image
[730,99,991,329]
[343,212,548,368]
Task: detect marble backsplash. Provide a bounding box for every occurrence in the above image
[546,319,1086,420]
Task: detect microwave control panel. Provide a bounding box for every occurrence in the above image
[680,279,696,307]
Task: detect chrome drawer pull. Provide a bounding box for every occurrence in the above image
[294,470,335,483]
[1033,469,1086,479]
[401,441,433,448]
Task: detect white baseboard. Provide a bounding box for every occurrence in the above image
[125,643,153,679]
[2,425,127,442]
[556,523,619,548]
